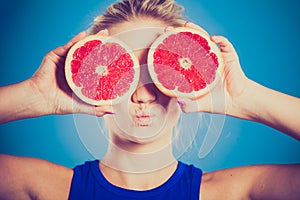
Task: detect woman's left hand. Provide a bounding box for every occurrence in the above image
[177,22,250,116]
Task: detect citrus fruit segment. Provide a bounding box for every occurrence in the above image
[148,27,223,99]
[65,35,139,105]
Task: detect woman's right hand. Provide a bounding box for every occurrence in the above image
[29,30,114,117]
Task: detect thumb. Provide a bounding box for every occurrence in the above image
[177,98,201,113]
[71,96,114,117]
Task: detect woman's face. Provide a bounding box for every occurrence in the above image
[104,19,181,144]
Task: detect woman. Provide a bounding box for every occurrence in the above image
[0,0,299,199]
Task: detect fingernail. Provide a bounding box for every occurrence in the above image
[177,100,185,107]
[102,29,109,35]
[97,29,109,36]
[164,26,174,32]
[212,35,219,40]
[79,31,86,36]
[105,112,115,115]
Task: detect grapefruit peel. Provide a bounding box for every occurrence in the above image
[65,35,140,105]
[147,27,224,99]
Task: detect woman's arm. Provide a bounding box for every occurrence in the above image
[213,35,300,140]
[248,164,300,200]
[0,154,73,200]
[201,164,300,200]
[0,31,113,124]
[215,36,300,140]
[230,78,300,140]
[0,79,48,124]
[178,23,300,140]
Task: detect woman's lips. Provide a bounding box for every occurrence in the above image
[134,114,155,126]
[136,114,151,118]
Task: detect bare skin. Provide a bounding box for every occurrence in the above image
[0,18,299,200]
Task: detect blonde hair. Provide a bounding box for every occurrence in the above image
[88,0,185,35]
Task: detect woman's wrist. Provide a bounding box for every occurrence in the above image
[26,78,55,116]
[230,78,300,139]
[0,79,53,123]
[227,78,263,122]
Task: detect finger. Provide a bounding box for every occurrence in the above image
[95,29,109,36]
[64,31,87,50]
[52,31,86,57]
[222,52,239,63]
[94,105,115,116]
[70,93,113,115]
[73,99,115,116]
[51,29,107,61]
[82,106,115,117]
[177,98,203,113]
[164,26,174,32]
[211,35,236,53]
[181,20,210,36]
[212,35,240,64]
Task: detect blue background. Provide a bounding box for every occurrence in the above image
[0,0,299,172]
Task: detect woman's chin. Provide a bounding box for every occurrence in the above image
[124,126,166,144]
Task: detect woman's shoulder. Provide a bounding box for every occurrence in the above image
[200,165,260,199]
[0,154,73,200]
[200,163,300,200]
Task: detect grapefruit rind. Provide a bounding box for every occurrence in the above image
[147,27,224,99]
[65,35,140,105]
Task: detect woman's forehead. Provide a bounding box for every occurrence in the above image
[109,19,167,51]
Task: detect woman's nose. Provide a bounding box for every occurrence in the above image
[131,84,157,104]
[130,58,157,104]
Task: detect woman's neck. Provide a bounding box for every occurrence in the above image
[99,158,178,190]
[100,141,178,190]
[101,140,176,173]
[99,129,178,190]
[102,127,176,173]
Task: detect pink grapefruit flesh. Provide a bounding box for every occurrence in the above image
[65,35,139,105]
[148,27,223,99]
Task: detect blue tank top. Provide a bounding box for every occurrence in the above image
[68,160,202,200]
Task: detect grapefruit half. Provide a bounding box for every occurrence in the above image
[65,35,139,105]
[148,27,223,99]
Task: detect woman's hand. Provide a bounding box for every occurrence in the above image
[29,30,114,117]
[178,22,300,140]
[30,30,115,116]
[0,30,114,124]
[177,22,250,116]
